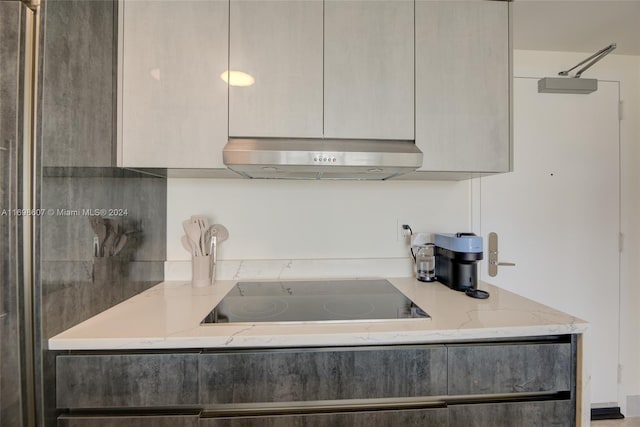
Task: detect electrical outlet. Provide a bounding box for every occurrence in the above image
[396,219,412,242]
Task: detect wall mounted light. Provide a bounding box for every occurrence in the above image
[220,70,255,87]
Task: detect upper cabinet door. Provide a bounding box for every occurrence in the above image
[416,1,510,173]
[324,0,414,140]
[229,0,323,138]
[119,0,228,168]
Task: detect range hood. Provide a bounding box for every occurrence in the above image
[222,138,423,180]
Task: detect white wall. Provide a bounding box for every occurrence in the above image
[498,49,640,415]
[629,55,640,416]
[167,178,470,261]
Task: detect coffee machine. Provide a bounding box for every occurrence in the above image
[434,232,489,299]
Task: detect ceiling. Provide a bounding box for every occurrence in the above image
[513,1,640,56]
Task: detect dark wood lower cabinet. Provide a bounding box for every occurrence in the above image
[448,342,572,395]
[55,337,577,426]
[199,345,447,403]
[448,400,574,427]
[57,402,571,427]
[57,414,199,427]
[56,353,199,408]
[199,408,449,427]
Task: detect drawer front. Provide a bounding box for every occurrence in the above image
[199,346,447,404]
[57,354,199,408]
[449,400,574,427]
[58,414,200,427]
[448,343,572,395]
[200,408,448,427]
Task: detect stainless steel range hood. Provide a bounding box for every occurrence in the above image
[222,138,423,180]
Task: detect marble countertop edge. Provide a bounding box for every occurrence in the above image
[48,277,589,351]
[48,323,588,351]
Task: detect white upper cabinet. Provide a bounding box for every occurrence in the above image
[324,0,415,140]
[229,0,324,138]
[119,0,228,168]
[117,0,511,175]
[415,1,511,173]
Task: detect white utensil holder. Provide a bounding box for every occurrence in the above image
[191,255,212,287]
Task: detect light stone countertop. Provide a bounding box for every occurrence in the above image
[48,277,588,350]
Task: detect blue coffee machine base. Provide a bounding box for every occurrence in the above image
[434,233,489,299]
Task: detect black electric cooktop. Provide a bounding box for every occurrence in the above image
[201,279,430,324]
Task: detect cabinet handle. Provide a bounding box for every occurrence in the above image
[200,397,448,418]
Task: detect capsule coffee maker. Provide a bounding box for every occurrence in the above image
[434,232,489,299]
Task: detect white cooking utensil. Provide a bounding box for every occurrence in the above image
[203,227,212,254]
[207,224,228,284]
[181,235,195,255]
[203,225,227,255]
[190,215,209,229]
[182,220,202,256]
[191,215,210,255]
[210,235,217,285]
[209,224,229,243]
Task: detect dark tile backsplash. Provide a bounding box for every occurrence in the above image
[37,0,168,340]
[34,1,168,426]
[40,174,167,339]
[41,176,166,263]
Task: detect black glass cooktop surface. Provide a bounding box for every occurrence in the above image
[202,279,430,324]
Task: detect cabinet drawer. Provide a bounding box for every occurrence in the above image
[58,414,199,427]
[448,343,572,395]
[199,346,447,404]
[200,408,448,427]
[56,354,199,408]
[449,400,574,427]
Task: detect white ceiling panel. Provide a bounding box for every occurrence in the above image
[513,0,640,56]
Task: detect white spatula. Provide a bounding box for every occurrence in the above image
[182,220,203,256]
